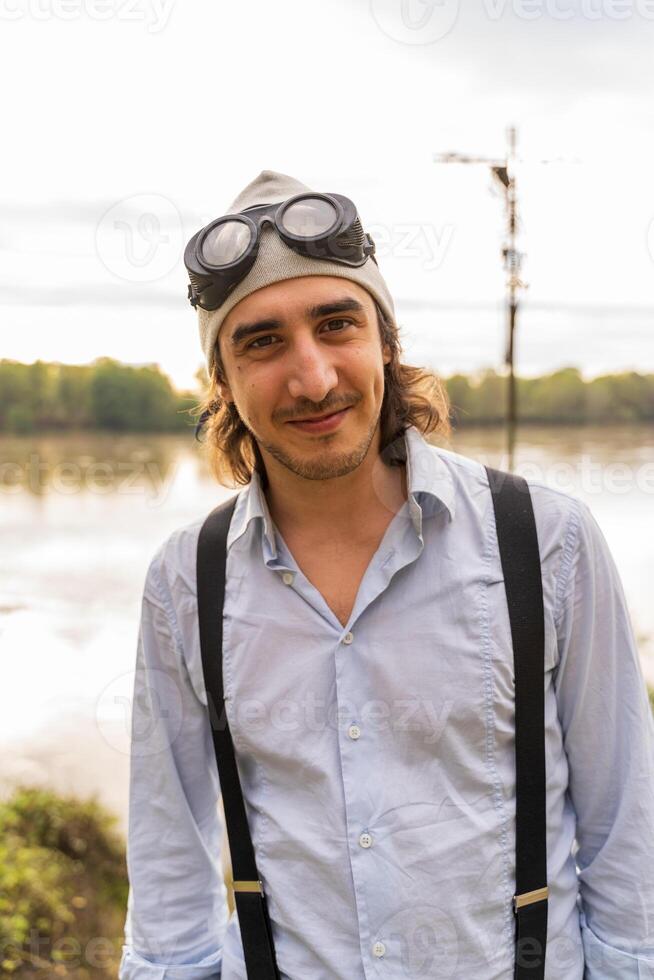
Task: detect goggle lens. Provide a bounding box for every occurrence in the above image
[201,220,252,267]
[280,196,338,237]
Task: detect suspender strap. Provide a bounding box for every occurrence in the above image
[485,466,549,979]
[197,496,281,980]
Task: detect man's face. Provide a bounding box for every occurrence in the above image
[216,276,391,481]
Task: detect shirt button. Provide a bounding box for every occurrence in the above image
[347,724,361,740]
[282,572,293,585]
[372,941,386,957]
[358,831,373,848]
[342,632,354,644]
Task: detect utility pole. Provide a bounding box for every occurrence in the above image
[435,126,527,469]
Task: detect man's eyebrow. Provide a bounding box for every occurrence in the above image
[229,297,366,347]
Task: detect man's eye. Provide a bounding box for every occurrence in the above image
[247,319,353,351]
[248,335,276,350]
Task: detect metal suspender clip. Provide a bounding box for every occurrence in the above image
[233,880,265,894]
[513,886,549,912]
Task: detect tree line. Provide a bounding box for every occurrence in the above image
[1,358,653,434]
[0,358,195,434]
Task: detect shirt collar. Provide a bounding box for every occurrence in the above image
[226,424,455,555]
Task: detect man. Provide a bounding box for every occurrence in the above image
[119,171,654,979]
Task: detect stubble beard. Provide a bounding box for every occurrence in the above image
[250,410,381,482]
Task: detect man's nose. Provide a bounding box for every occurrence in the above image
[286,335,339,403]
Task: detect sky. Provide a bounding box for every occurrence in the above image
[2,0,654,391]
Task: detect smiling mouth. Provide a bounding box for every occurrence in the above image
[284,406,353,432]
[289,405,350,422]
[287,406,351,423]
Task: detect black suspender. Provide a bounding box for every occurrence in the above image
[197,495,280,980]
[196,466,548,980]
[486,465,549,979]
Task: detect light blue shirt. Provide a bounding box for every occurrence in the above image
[119,425,654,980]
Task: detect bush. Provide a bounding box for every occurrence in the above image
[0,786,127,977]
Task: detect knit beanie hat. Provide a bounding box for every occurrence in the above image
[195,170,397,376]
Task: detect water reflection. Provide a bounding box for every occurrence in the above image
[0,425,652,826]
[1,431,186,498]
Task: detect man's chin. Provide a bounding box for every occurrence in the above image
[272,447,366,482]
[260,428,376,482]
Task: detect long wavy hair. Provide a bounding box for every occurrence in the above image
[188,299,451,489]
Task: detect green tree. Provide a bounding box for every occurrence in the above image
[525,367,586,423]
[0,362,32,431]
[89,358,183,432]
[56,365,94,429]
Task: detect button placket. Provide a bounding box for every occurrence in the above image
[335,622,378,969]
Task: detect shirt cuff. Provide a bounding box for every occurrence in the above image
[580,911,654,979]
[119,945,222,980]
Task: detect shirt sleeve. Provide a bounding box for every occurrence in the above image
[119,550,230,980]
[553,498,654,978]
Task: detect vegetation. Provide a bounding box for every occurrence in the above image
[446,367,654,426]
[1,359,653,434]
[0,786,127,977]
[0,358,196,435]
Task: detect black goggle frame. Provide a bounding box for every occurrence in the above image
[184,192,377,312]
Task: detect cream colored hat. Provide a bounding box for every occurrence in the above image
[194,170,396,376]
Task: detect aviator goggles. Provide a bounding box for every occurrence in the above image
[184,192,377,312]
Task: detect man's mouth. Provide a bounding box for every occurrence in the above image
[286,406,352,432]
[292,409,345,422]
